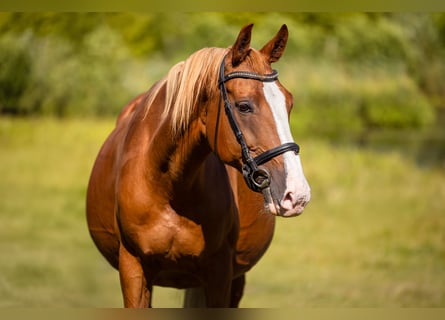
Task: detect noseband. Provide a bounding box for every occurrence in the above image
[216,55,300,193]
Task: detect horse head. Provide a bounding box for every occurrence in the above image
[206,24,311,217]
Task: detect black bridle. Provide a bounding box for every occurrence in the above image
[216,55,300,193]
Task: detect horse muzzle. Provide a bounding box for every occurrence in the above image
[260,171,311,217]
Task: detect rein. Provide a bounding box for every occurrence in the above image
[216,55,300,193]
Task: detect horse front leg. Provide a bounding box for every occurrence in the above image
[118,243,152,308]
[230,274,246,307]
[204,246,234,307]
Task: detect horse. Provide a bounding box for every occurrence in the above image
[86,23,311,308]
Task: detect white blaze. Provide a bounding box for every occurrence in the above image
[262,82,311,211]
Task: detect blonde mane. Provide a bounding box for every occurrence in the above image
[144,47,228,136]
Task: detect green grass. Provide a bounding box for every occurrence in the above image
[242,139,445,307]
[0,117,444,307]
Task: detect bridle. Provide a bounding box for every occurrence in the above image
[216,55,300,193]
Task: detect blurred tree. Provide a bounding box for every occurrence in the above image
[0,35,32,114]
[392,13,445,109]
[0,11,443,138]
[0,13,105,47]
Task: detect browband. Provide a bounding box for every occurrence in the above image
[220,70,279,85]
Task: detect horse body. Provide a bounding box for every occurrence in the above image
[86,24,310,307]
[87,89,270,304]
[88,84,239,306]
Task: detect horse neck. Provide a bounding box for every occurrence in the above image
[133,98,211,198]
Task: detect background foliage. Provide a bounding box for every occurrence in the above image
[1,12,444,137]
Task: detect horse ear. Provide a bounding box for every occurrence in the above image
[260,24,288,63]
[231,23,253,67]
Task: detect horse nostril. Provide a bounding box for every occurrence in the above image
[280,191,295,210]
[280,191,309,211]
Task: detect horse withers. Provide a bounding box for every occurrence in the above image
[86,23,310,307]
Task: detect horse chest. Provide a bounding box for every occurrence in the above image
[166,215,207,259]
[143,208,235,288]
[135,212,206,260]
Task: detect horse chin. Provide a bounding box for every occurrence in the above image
[264,200,279,216]
[278,205,305,218]
[261,187,280,216]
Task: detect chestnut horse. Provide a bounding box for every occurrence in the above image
[86,24,310,308]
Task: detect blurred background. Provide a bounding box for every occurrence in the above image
[0,12,444,307]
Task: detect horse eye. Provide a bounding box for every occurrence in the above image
[236,102,253,114]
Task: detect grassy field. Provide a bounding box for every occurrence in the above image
[0,117,444,307]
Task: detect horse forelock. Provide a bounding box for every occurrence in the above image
[143,47,228,137]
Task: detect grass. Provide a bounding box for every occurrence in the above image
[242,139,445,307]
[0,117,444,307]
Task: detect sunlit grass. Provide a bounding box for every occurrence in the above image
[0,117,444,307]
[242,139,445,307]
[0,117,120,307]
